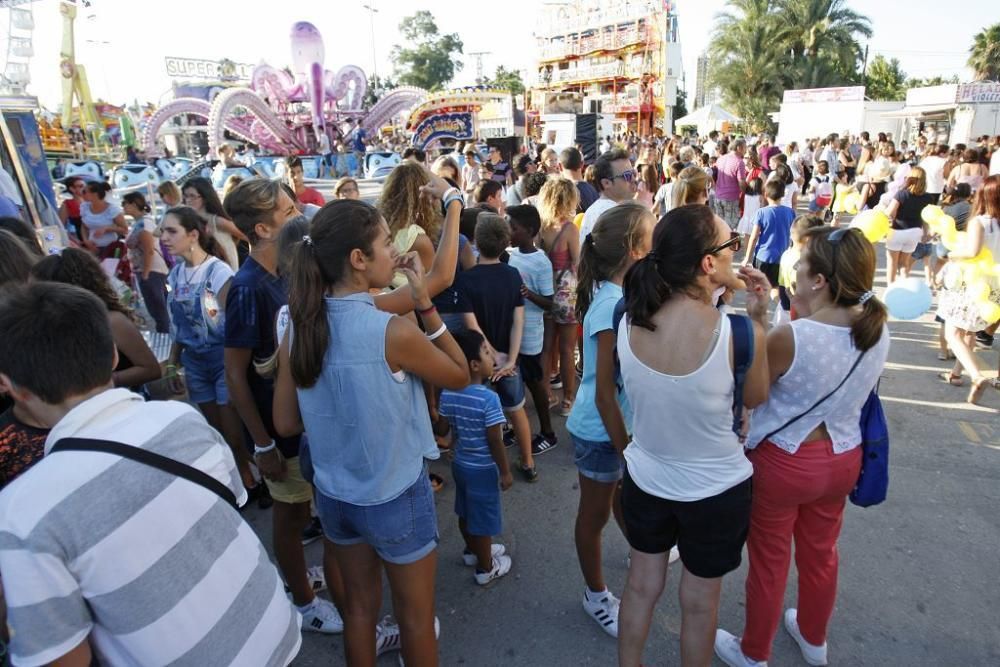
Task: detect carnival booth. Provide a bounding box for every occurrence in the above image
[407,88,514,152]
[675,104,740,137]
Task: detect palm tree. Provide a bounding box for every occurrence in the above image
[777,0,872,88]
[968,23,1000,81]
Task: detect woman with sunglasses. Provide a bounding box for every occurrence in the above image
[617,205,771,667]
[181,177,247,270]
[58,176,87,241]
[715,226,889,667]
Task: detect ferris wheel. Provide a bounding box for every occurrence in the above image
[0,0,36,95]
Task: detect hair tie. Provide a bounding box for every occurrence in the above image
[646,251,660,263]
[584,232,594,246]
[302,235,313,246]
[858,290,875,305]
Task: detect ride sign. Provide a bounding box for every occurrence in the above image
[412,112,475,150]
[164,57,253,82]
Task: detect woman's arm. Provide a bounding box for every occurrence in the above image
[386,314,469,389]
[884,199,900,221]
[273,332,303,437]
[947,218,985,260]
[458,241,477,270]
[594,331,629,453]
[108,311,162,387]
[112,213,129,236]
[566,223,581,269]
[138,230,156,280]
[216,216,250,243]
[59,201,69,224]
[765,324,795,385]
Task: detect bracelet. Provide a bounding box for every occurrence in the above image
[417,304,437,317]
[442,187,460,200]
[426,323,448,341]
[441,192,464,216]
[253,441,277,455]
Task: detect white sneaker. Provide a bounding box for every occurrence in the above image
[376,615,441,656]
[394,617,441,666]
[462,543,506,566]
[474,555,512,586]
[582,589,620,638]
[714,629,768,667]
[784,609,828,666]
[668,546,680,564]
[300,597,344,634]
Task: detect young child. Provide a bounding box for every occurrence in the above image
[435,329,514,586]
[654,161,684,217]
[743,179,796,298]
[737,176,765,245]
[808,159,834,220]
[775,214,825,326]
[456,213,538,481]
[506,205,558,455]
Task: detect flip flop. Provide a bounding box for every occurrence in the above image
[938,371,964,386]
[429,472,445,492]
[968,376,990,405]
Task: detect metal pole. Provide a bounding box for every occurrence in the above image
[363,3,379,91]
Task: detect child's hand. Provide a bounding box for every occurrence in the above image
[500,471,513,491]
[491,362,518,383]
[520,284,535,299]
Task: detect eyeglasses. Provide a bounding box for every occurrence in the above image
[610,169,636,183]
[183,193,202,201]
[705,230,741,255]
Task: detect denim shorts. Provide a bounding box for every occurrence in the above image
[181,348,228,405]
[493,372,525,411]
[315,468,439,565]
[452,462,502,536]
[911,242,933,260]
[573,435,624,483]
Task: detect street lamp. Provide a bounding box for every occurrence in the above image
[363,3,379,95]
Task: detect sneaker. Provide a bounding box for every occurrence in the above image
[503,423,516,448]
[783,609,828,666]
[301,516,323,545]
[246,482,273,510]
[474,554,512,586]
[517,460,538,483]
[668,546,680,564]
[378,616,440,657]
[286,565,327,596]
[714,629,767,667]
[976,331,995,349]
[462,543,506,566]
[582,589,620,638]
[550,374,563,390]
[300,597,344,634]
[530,433,558,456]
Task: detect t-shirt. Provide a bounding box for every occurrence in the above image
[491,161,512,185]
[431,234,472,314]
[990,149,1000,176]
[580,196,618,239]
[125,215,169,276]
[575,180,600,212]
[753,204,796,263]
[893,190,936,230]
[566,281,632,442]
[225,257,300,457]
[81,201,123,248]
[778,246,800,290]
[919,155,947,193]
[653,183,673,216]
[298,187,325,208]
[507,248,554,356]
[703,139,718,157]
[943,200,971,231]
[168,257,233,352]
[0,407,47,492]
[456,263,524,355]
[438,384,506,469]
[0,389,301,667]
[715,153,747,201]
[352,128,367,152]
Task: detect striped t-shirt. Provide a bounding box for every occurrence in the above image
[0,389,301,667]
[438,384,507,469]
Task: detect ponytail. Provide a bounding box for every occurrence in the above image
[122,191,151,214]
[851,296,888,353]
[622,254,671,330]
[288,238,330,388]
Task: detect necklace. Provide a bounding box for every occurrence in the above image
[180,255,210,288]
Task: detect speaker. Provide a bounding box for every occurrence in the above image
[574,114,598,163]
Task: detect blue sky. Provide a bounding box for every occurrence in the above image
[11,0,990,110]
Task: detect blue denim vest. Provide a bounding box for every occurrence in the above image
[167,257,227,354]
[297,293,437,505]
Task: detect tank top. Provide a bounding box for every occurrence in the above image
[747,319,889,454]
[619,312,753,502]
[295,293,438,506]
[547,221,574,273]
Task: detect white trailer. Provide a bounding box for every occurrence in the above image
[775,86,904,146]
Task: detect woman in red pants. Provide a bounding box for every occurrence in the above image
[715,226,890,667]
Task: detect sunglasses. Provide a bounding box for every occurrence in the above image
[826,226,856,280]
[705,230,741,255]
[610,169,637,184]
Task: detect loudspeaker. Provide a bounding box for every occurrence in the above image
[574,114,598,163]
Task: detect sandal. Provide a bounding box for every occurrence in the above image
[429,472,445,492]
[938,371,964,386]
[937,351,955,361]
[967,376,990,405]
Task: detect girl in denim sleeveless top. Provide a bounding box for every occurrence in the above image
[274,189,468,666]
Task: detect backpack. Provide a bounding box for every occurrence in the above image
[850,385,889,507]
[611,298,754,437]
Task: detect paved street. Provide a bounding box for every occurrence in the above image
[242,205,1000,666]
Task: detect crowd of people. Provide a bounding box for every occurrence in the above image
[0,124,998,667]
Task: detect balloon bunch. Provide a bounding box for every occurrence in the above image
[922,205,1000,324]
[832,183,863,215]
[849,209,891,243]
[878,162,910,208]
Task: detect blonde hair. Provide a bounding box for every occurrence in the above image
[904,165,927,196]
[334,177,358,197]
[157,180,181,201]
[671,166,710,208]
[378,161,442,240]
[538,177,580,230]
[221,174,244,201]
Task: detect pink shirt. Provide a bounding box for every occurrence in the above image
[715,153,747,201]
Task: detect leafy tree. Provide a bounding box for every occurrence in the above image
[865,55,907,101]
[968,23,1000,81]
[778,0,872,87]
[390,11,464,91]
[482,66,525,96]
[362,74,397,110]
[906,74,960,88]
[673,87,688,122]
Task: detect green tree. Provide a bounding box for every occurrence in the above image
[778,0,872,88]
[865,55,907,101]
[673,87,688,122]
[906,74,960,89]
[482,66,525,96]
[968,23,1000,81]
[390,11,464,91]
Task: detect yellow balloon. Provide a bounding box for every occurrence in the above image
[849,210,891,243]
[969,280,992,302]
[978,301,1000,324]
[941,229,966,252]
[921,205,944,225]
[843,191,862,215]
[832,184,854,213]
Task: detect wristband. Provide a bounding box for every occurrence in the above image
[254,441,277,455]
[426,323,448,341]
[441,190,464,215]
[417,304,437,317]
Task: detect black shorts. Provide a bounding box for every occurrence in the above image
[621,469,751,579]
[753,259,780,288]
[518,353,543,384]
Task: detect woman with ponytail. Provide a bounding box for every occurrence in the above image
[80,181,127,257]
[566,202,654,639]
[122,192,170,333]
[716,227,890,667]
[273,194,469,666]
[616,205,771,667]
[670,165,711,209]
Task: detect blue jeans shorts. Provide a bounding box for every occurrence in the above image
[315,467,439,564]
[492,372,525,412]
[911,242,933,260]
[452,462,502,536]
[181,348,228,405]
[573,435,624,483]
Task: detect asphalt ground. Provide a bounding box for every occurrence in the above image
[240,205,1000,666]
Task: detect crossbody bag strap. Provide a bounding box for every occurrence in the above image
[50,437,239,509]
[759,348,868,445]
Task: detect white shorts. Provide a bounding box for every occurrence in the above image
[885,227,922,253]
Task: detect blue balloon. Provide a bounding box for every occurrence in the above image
[883,277,932,320]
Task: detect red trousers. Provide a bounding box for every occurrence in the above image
[740,439,861,661]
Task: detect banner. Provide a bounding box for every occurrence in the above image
[782,86,865,104]
[957,83,1000,104]
[412,112,474,149]
[164,57,253,82]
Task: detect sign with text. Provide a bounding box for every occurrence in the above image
[164,57,253,81]
[412,112,474,149]
[782,86,865,104]
[957,83,1000,104]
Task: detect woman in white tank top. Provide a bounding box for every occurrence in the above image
[715,226,891,667]
[616,205,772,667]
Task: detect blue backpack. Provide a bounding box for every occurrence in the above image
[850,385,889,507]
[611,299,755,437]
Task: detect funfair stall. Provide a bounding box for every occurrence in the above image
[775,86,904,145]
[882,83,1000,146]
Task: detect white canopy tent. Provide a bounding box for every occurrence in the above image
[674,104,740,136]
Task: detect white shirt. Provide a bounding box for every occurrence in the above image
[703,139,718,157]
[919,155,947,193]
[579,196,618,239]
[990,149,1000,176]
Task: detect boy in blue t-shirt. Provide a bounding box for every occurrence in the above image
[743,179,796,297]
[505,205,558,457]
[435,329,514,586]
